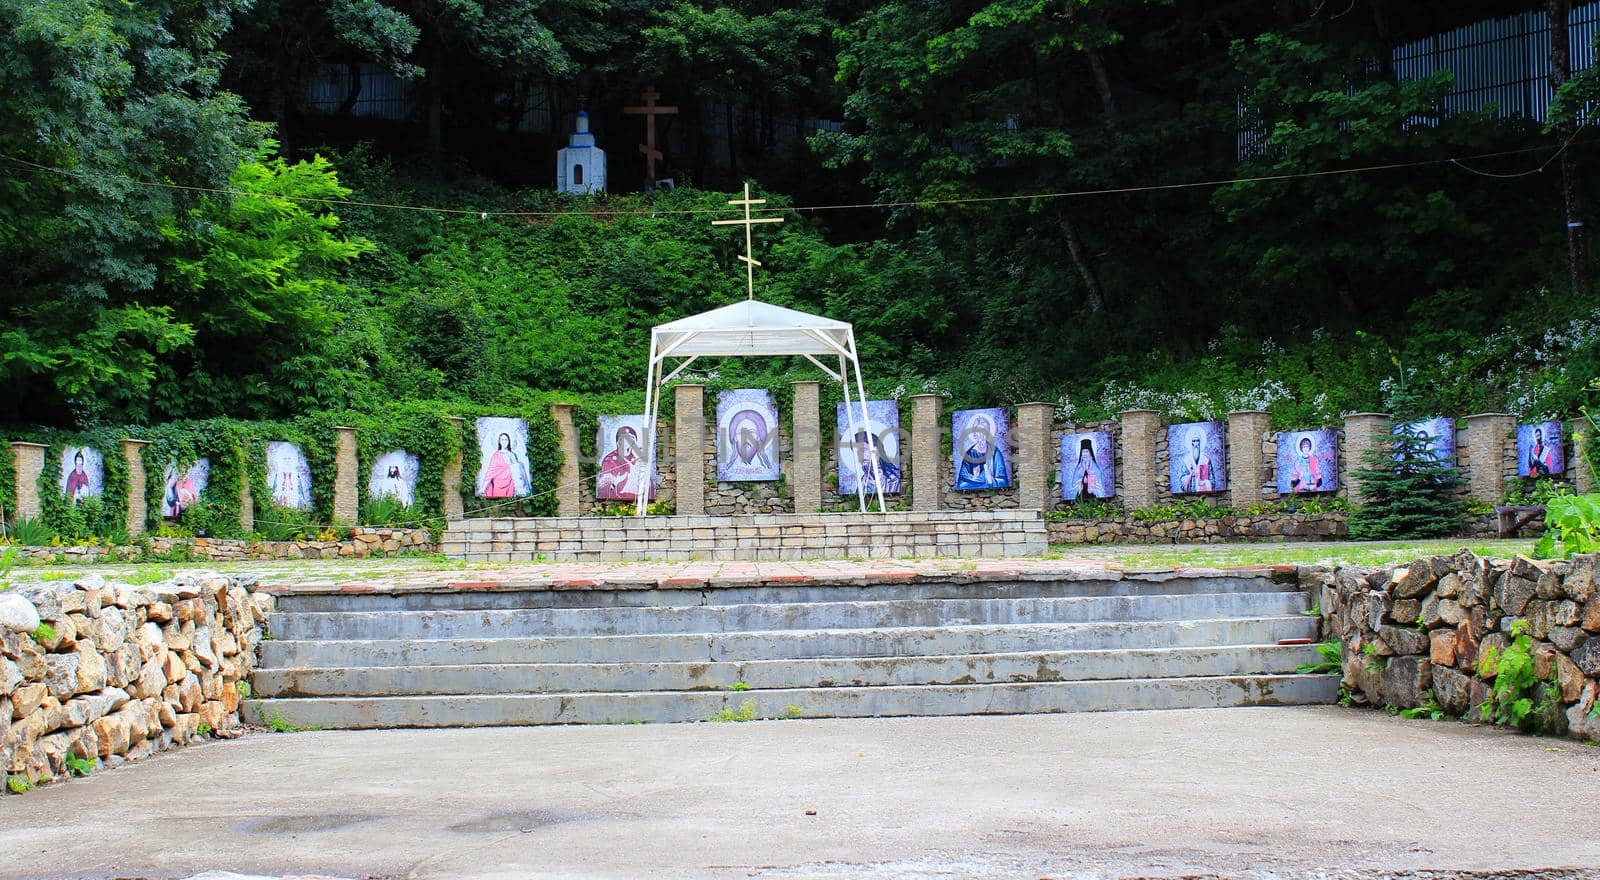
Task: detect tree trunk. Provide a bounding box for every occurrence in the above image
[336,63,363,117]
[1084,47,1119,120]
[1550,0,1591,295]
[1059,213,1106,312]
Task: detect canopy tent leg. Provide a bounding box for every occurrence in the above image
[847,337,888,514]
[637,337,659,517]
[838,355,868,513]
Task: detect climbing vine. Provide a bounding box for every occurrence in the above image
[35,428,131,542]
[140,419,252,539]
[340,402,462,526]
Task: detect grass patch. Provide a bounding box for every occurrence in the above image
[708,700,758,723]
[31,622,56,645]
[258,707,323,733]
[6,775,30,795]
[729,681,751,692]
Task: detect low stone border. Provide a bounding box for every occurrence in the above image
[1,573,272,791]
[7,527,436,563]
[1048,512,1349,544]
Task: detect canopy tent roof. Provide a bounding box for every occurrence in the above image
[640,296,887,514]
[650,299,854,358]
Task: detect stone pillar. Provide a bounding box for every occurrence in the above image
[909,394,942,511]
[332,426,359,525]
[673,385,705,516]
[1227,411,1272,505]
[548,405,580,517]
[239,469,254,534]
[443,417,466,521]
[1463,413,1515,505]
[792,381,822,513]
[1119,409,1163,510]
[120,439,149,537]
[1342,413,1392,505]
[8,442,47,523]
[1574,418,1595,494]
[1015,402,1054,511]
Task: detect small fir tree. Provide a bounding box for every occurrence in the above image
[1348,379,1466,539]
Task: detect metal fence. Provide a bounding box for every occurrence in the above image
[1240,3,1600,158]
[1392,3,1600,122]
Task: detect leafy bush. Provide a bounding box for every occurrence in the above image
[4,518,54,546]
[1534,494,1600,559]
[1477,620,1558,731]
[253,505,320,542]
[359,495,414,528]
[1131,498,1233,523]
[1295,640,1342,675]
[592,501,674,517]
[1504,477,1574,507]
[1047,498,1120,520]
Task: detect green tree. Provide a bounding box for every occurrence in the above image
[156,144,376,419]
[0,0,262,425]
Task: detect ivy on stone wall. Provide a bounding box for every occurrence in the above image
[0,443,15,531]
[243,415,340,538]
[140,419,251,539]
[339,403,461,526]
[35,429,131,543]
[456,398,565,518]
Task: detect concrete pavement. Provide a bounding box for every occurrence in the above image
[2,707,1598,879]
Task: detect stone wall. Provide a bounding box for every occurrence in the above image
[440,509,1049,562]
[0,573,270,791]
[1313,552,1600,741]
[1048,512,1349,545]
[8,527,435,564]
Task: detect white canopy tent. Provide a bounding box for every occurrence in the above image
[638,298,888,515]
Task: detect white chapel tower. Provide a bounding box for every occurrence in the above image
[556,111,606,194]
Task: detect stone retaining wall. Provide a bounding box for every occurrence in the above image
[7,527,435,563]
[0,573,271,791]
[1047,512,1508,545]
[1048,512,1350,544]
[1312,552,1600,741]
[441,509,1049,562]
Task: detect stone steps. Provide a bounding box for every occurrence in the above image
[266,591,1311,640]
[252,644,1321,697]
[273,574,1287,612]
[260,616,1319,667]
[247,575,1334,728]
[243,675,1338,728]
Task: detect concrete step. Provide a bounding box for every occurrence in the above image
[273,575,1290,613]
[259,615,1319,668]
[252,643,1322,697]
[242,674,1340,728]
[267,592,1310,641]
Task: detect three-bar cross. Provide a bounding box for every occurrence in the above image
[711,182,784,300]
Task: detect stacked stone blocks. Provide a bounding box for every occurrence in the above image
[439,509,1048,562]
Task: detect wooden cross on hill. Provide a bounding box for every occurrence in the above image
[711,182,784,300]
[623,85,678,187]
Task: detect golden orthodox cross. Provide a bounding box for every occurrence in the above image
[711,182,784,300]
[622,85,678,185]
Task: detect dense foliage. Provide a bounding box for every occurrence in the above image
[2,0,1598,439]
